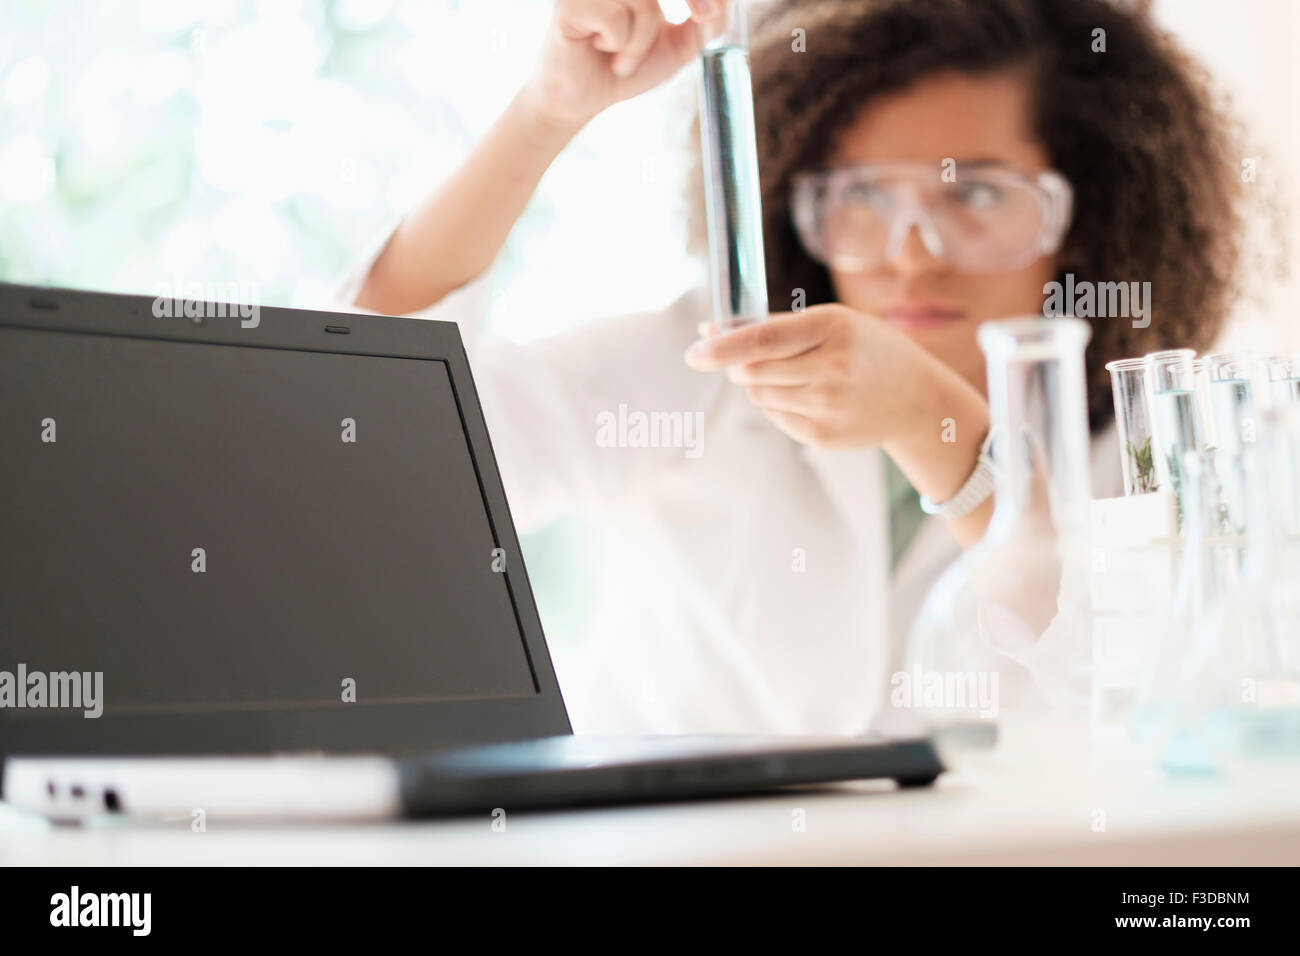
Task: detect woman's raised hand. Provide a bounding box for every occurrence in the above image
[521,0,724,130]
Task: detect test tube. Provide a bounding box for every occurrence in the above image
[1192,358,1217,451]
[698,0,768,328]
[1204,352,1257,456]
[1265,352,1300,411]
[1144,349,1201,523]
[1264,369,1300,537]
[1262,355,1300,538]
[1205,351,1260,537]
[1106,358,1159,495]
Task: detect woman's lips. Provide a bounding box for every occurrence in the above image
[880,304,966,331]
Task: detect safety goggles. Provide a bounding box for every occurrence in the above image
[790,162,1073,275]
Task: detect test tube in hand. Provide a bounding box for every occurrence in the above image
[698,0,768,329]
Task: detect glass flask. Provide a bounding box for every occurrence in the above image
[1134,395,1300,774]
[1105,357,1159,496]
[901,317,1093,745]
[1130,449,1232,773]
[1196,402,1300,762]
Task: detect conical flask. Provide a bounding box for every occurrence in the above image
[897,317,1094,742]
[1130,448,1230,773]
[1187,400,1300,765]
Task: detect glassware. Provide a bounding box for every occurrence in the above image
[698,0,767,329]
[1205,352,1258,454]
[1192,357,1217,452]
[901,317,1093,749]
[1265,352,1300,411]
[1134,400,1300,773]
[1204,351,1260,537]
[1144,348,1202,525]
[1266,363,1300,538]
[1274,400,1300,537]
[1203,403,1300,760]
[1105,358,1159,495]
[1131,449,1231,773]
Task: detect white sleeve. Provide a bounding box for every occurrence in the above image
[328,218,494,352]
[326,224,719,535]
[468,289,721,534]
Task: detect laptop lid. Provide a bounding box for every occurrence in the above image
[0,282,570,757]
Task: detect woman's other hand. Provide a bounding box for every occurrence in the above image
[684,305,966,450]
[684,305,994,543]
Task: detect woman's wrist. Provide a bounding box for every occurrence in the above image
[511,83,593,148]
[882,354,991,523]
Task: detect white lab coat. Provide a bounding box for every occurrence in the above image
[335,250,1122,736]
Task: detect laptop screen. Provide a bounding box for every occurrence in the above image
[0,327,539,719]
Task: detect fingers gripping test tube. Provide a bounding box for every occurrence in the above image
[698,0,768,328]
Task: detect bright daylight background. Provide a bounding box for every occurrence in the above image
[0,0,705,642]
[1,0,1297,641]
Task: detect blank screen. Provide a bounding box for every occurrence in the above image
[0,328,537,714]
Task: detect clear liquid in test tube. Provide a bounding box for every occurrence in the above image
[1144,349,1202,526]
[698,0,768,328]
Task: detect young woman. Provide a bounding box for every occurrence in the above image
[345,0,1242,735]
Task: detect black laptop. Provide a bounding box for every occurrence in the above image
[0,282,940,821]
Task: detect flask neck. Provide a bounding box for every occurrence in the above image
[980,318,1093,531]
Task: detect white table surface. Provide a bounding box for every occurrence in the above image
[3,724,1298,866]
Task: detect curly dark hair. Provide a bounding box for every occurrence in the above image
[688,0,1246,430]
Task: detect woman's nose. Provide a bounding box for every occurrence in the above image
[884,222,947,278]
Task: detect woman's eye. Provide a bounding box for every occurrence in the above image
[950,181,1003,209]
[841,182,892,209]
